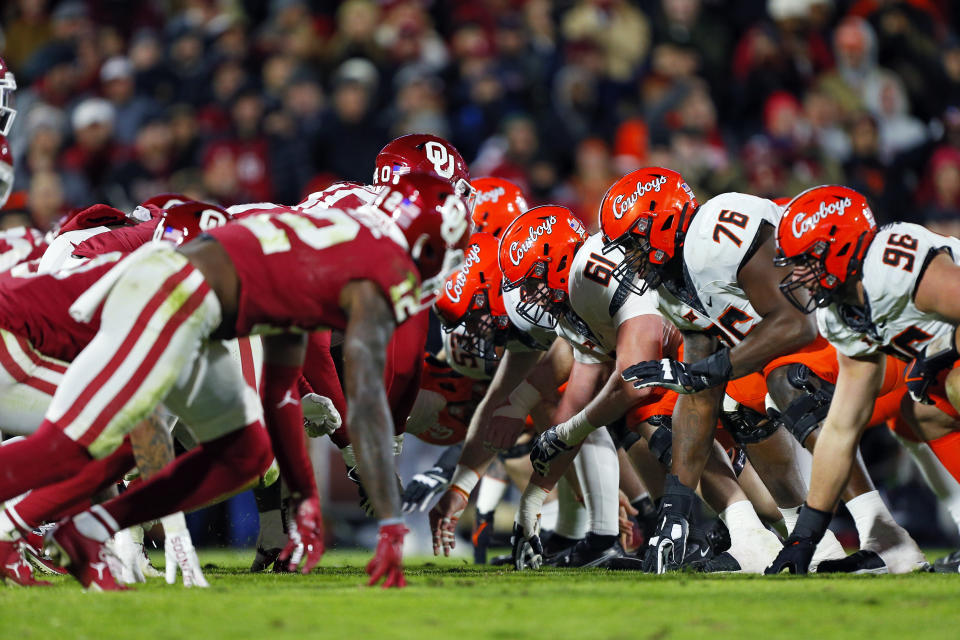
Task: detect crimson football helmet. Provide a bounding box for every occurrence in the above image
[598,167,698,295]
[0,57,15,137]
[434,232,509,359]
[774,185,877,313]
[153,201,231,246]
[373,134,476,213]
[470,177,528,238]
[370,172,472,310]
[498,205,587,328]
[0,136,13,209]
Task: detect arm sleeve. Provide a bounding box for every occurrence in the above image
[262,361,317,498]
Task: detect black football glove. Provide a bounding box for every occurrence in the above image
[530,428,573,476]
[765,503,833,575]
[401,466,452,513]
[905,334,959,405]
[642,475,703,573]
[510,521,543,571]
[623,348,732,394]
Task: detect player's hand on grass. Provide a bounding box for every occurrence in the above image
[529,428,573,476]
[642,475,699,573]
[764,537,815,575]
[510,521,543,571]
[764,502,831,575]
[302,393,342,437]
[163,534,209,587]
[278,495,325,574]
[366,522,408,588]
[402,466,452,513]
[428,489,467,556]
[623,349,732,394]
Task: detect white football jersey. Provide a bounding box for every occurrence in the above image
[817,222,960,360]
[562,233,662,363]
[442,325,495,380]
[658,192,782,345]
[37,227,110,273]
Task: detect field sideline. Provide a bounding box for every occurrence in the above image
[1,549,958,639]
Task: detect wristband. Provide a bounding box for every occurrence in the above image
[450,464,480,498]
[492,381,542,420]
[554,410,595,446]
[792,502,833,542]
[516,484,550,534]
[378,517,404,528]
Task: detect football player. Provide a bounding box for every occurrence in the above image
[601,168,924,573]
[767,185,960,573]
[501,206,785,572]
[0,202,231,587]
[0,174,469,590]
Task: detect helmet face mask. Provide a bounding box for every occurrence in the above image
[509,265,567,329]
[0,58,16,137]
[775,250,831,314]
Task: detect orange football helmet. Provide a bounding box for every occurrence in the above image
[774,185,877,313]
[434,232,509,359]
[598,167,697,295]
[498,205,587,327]
[470,177,528,238]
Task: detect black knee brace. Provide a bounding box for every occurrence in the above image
[720,404,779,446]
[646,415,673,467]
[774,363,835,446]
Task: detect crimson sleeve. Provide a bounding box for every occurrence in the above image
[262,362,317,498]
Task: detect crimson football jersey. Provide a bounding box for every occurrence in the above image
[206,204,421,337]
[0,227,47,272]
[72,219,160,259]
[0,253,122,362]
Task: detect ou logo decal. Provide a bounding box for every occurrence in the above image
[425,141,455,180]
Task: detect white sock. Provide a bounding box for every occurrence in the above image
[553,477,587,540]
[573,428,620,536]
[475,477,508,515]
[896,435,960,535]
[846,490,896,544]
[540,498,559,531]
[721,500,766,542]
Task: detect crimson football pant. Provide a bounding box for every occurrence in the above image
[4,438,135,533]
[93,422,273,535]
[0,247,260,510]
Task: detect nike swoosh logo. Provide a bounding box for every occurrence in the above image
[699,548,709,558]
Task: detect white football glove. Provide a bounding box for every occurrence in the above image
[302,393,342,438]
[161,513,209,588]
[113,528,146,584]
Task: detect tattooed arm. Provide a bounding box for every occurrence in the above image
[128,409,176,478]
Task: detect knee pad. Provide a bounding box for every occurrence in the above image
[728,447,748,477]
[646,415,673,467]
[770,386,833,447]
[620,431,641,453]
[719,401,779,446]
[499,438,534,460]
[605,418,631,451]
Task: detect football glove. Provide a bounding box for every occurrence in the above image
[642,475,700,573]
[764,503,832,575]
[623,348,732,394]
[366,523,408,588]
[346,465,375,516]
[164,530,209,588]
[510,521,543,571]
[401,466,452,513]
[278,495,325,574]
[529,428,573,476]
[302,393,342,437]
[905,334,959,405]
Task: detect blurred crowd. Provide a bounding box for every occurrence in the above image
[2,0,960,236]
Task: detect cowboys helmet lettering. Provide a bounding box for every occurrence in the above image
[613,175,669,219]
[444,242,482,304]
[508,215,556,266]
[791,196,853,239]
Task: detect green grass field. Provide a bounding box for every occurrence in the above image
[2,549,958,639]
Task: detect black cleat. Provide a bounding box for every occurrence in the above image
[816,549,888,575]
[554,540,632,569]
[703,551,742,573]
[933,549,960,573]
[472,511,494,565]
[250,546,282,572]
[704,519,731,555]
